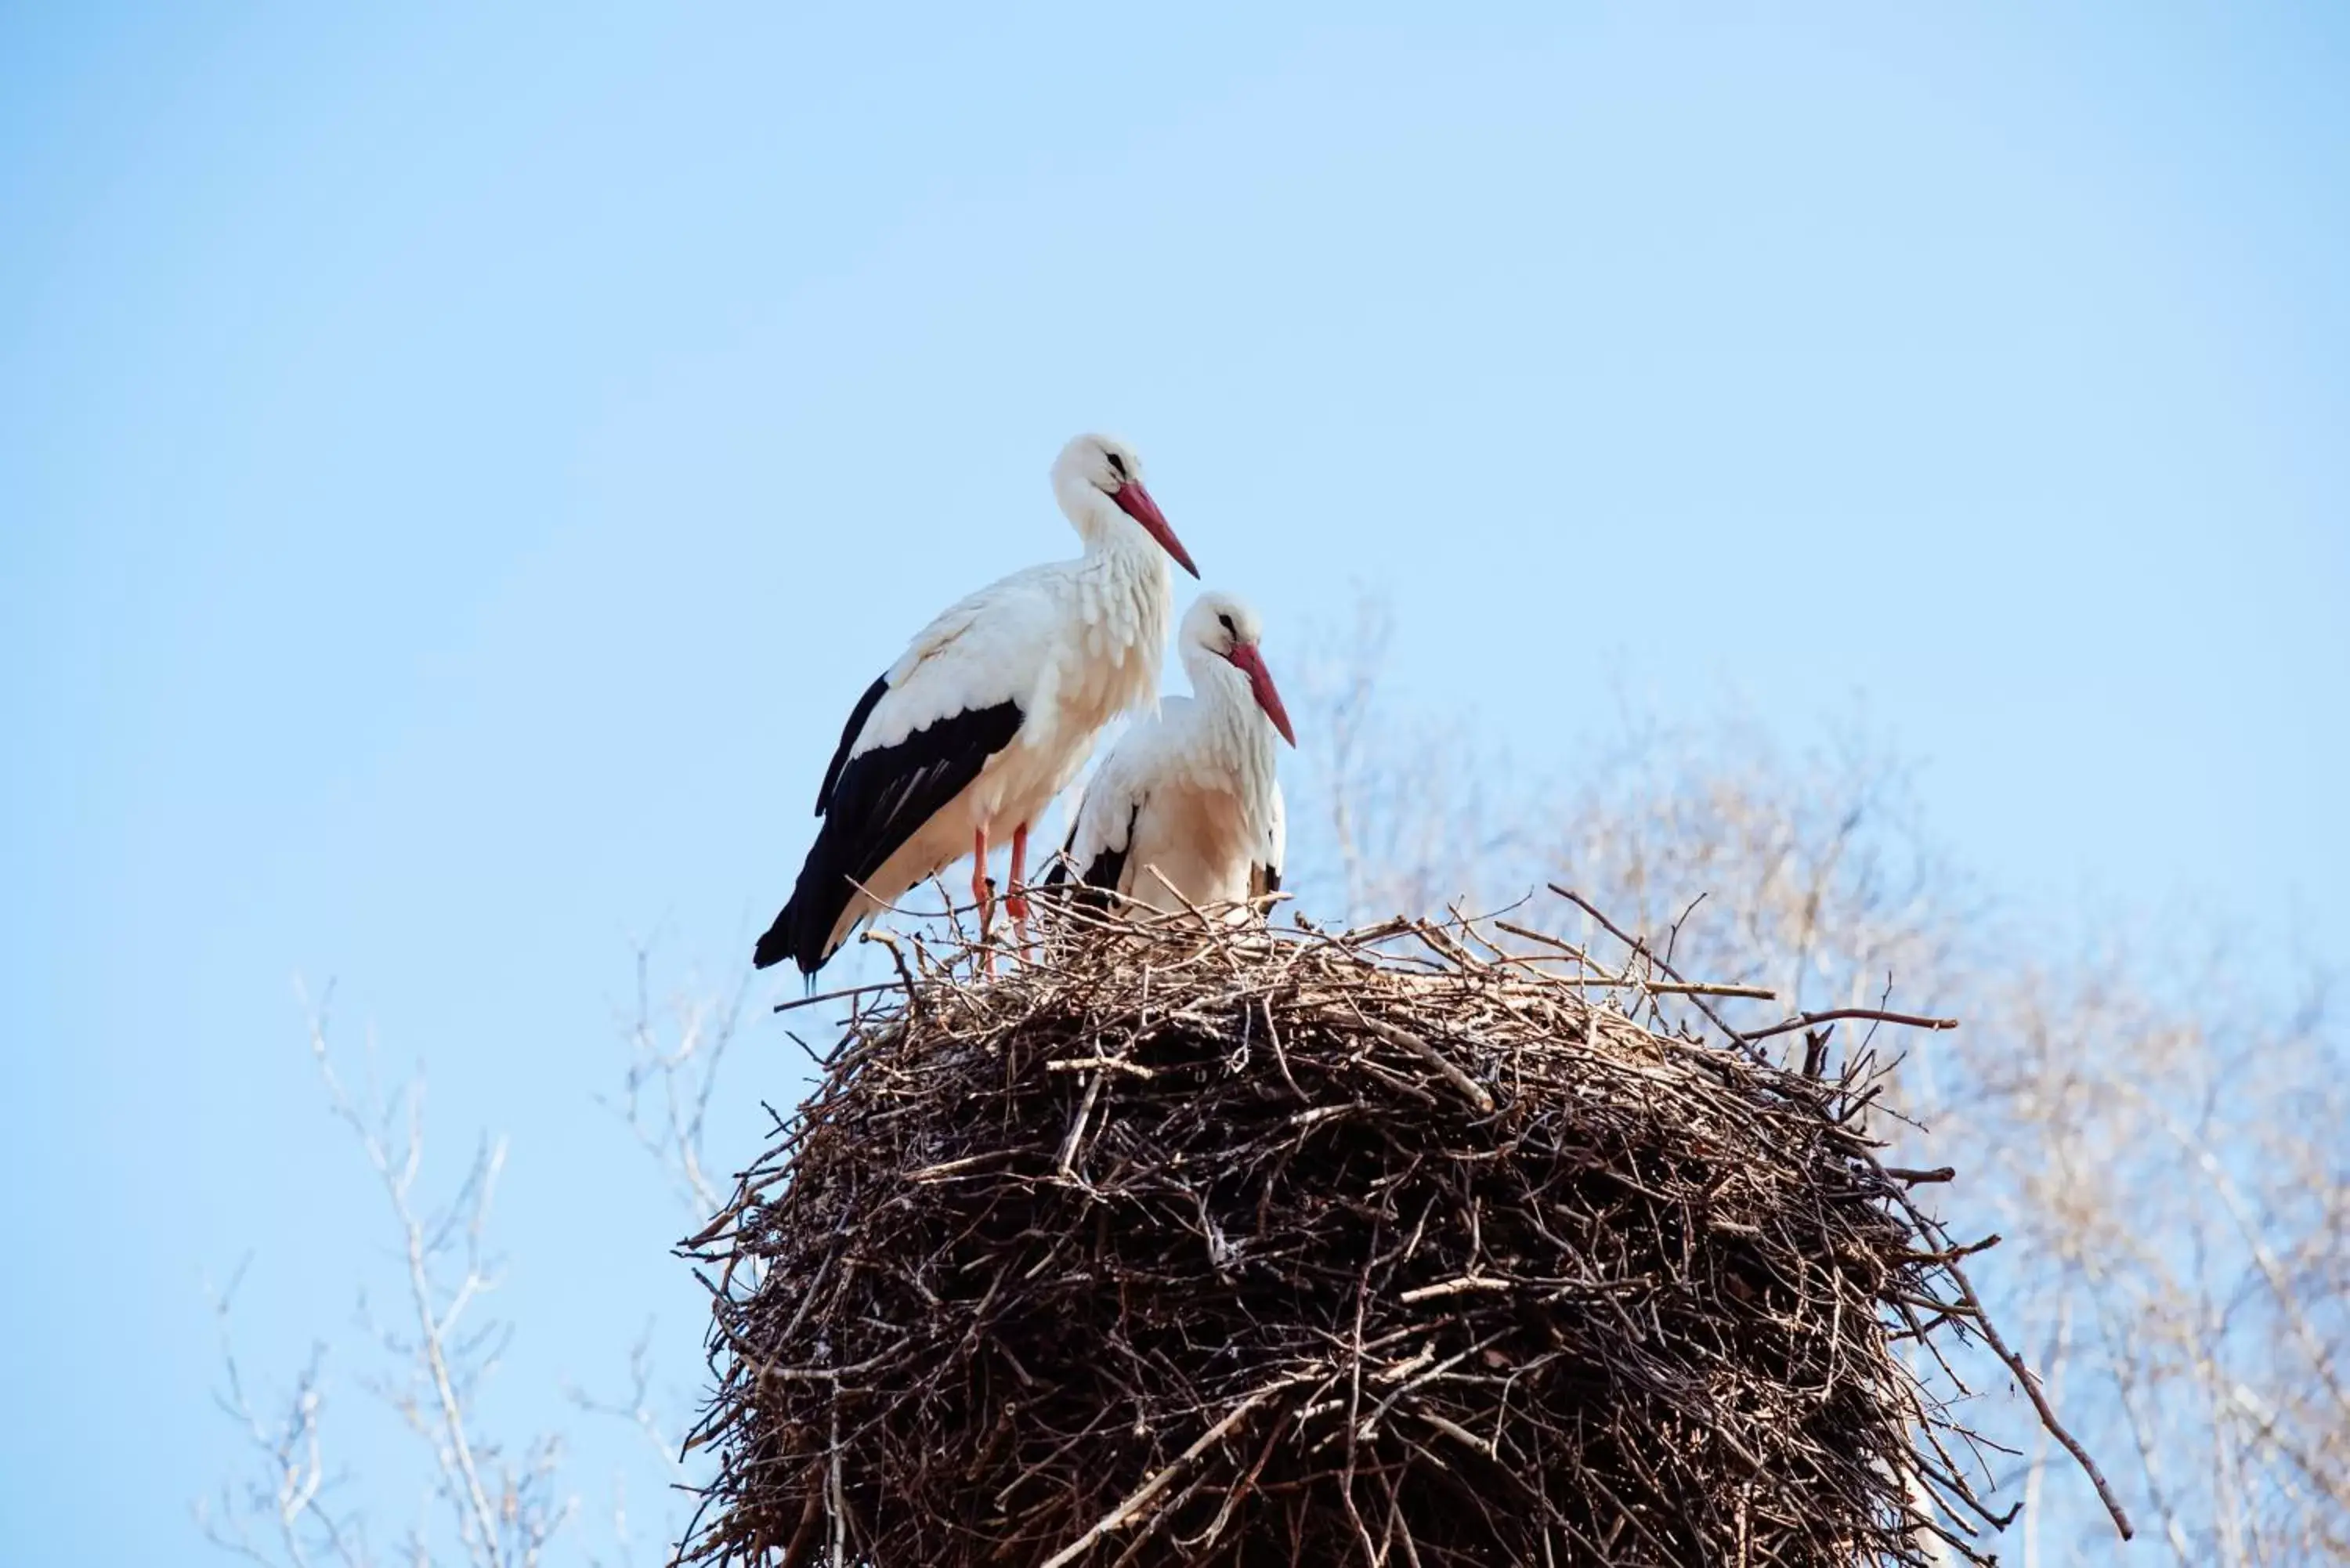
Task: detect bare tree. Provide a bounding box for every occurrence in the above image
[566,944,757,1557]
[201,989,573,1568]
[1930,958,2350,1565]
[596,945,752,1225]
[203,956,747,1568]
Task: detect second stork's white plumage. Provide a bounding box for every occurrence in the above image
[1050,591,1295,913]
[754,434,1198,977]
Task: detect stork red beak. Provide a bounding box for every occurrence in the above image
[1225,643,1296,747]
[1112,481,1199,579]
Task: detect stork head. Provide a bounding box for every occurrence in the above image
[1183,591,1296,747]
[1051,433,1198,578]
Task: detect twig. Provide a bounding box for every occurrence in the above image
[1745,1008,1958,1043]
[1899,1187,2135,1544]
[1036,1375,1307,1568]
[1356,1015,1495,1114]
[1548,886,1765,1060]
[772,981,905,1015]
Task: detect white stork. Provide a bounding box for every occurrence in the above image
[1049,591,1294,914]
[754,433,1198,977]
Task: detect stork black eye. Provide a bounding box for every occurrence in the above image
[1107,453,1127,479]
[1217,613,1235,634]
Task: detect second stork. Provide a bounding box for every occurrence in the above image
[1052,591,1294,915]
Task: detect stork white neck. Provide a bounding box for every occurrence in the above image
[1173,594,1289,828]
[1054,470,1153,562]
[1179,638,1249,706]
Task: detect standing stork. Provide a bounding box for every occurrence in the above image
[753,433,1198,977]
[1049,591,1294,915]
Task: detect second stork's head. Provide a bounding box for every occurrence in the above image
[1051,433,1199,578]
[1181,591,1296,747]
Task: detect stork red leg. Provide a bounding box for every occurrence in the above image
[1006,822,1032,955]
[971,826,996,972]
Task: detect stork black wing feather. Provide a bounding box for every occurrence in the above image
[1040,801,1138,912]
[755,699,1025,974]
[814,674,890,815]
[1043,820,1080,888]
[1068,802,1143,909]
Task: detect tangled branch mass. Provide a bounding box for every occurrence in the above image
[682,905,2103,1566]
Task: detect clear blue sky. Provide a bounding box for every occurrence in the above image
[3,6,2344,1563]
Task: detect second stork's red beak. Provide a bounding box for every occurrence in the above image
[1112,480,1200,579]
[1226,643,1297,747]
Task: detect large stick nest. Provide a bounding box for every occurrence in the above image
[680,904,2064,1567]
